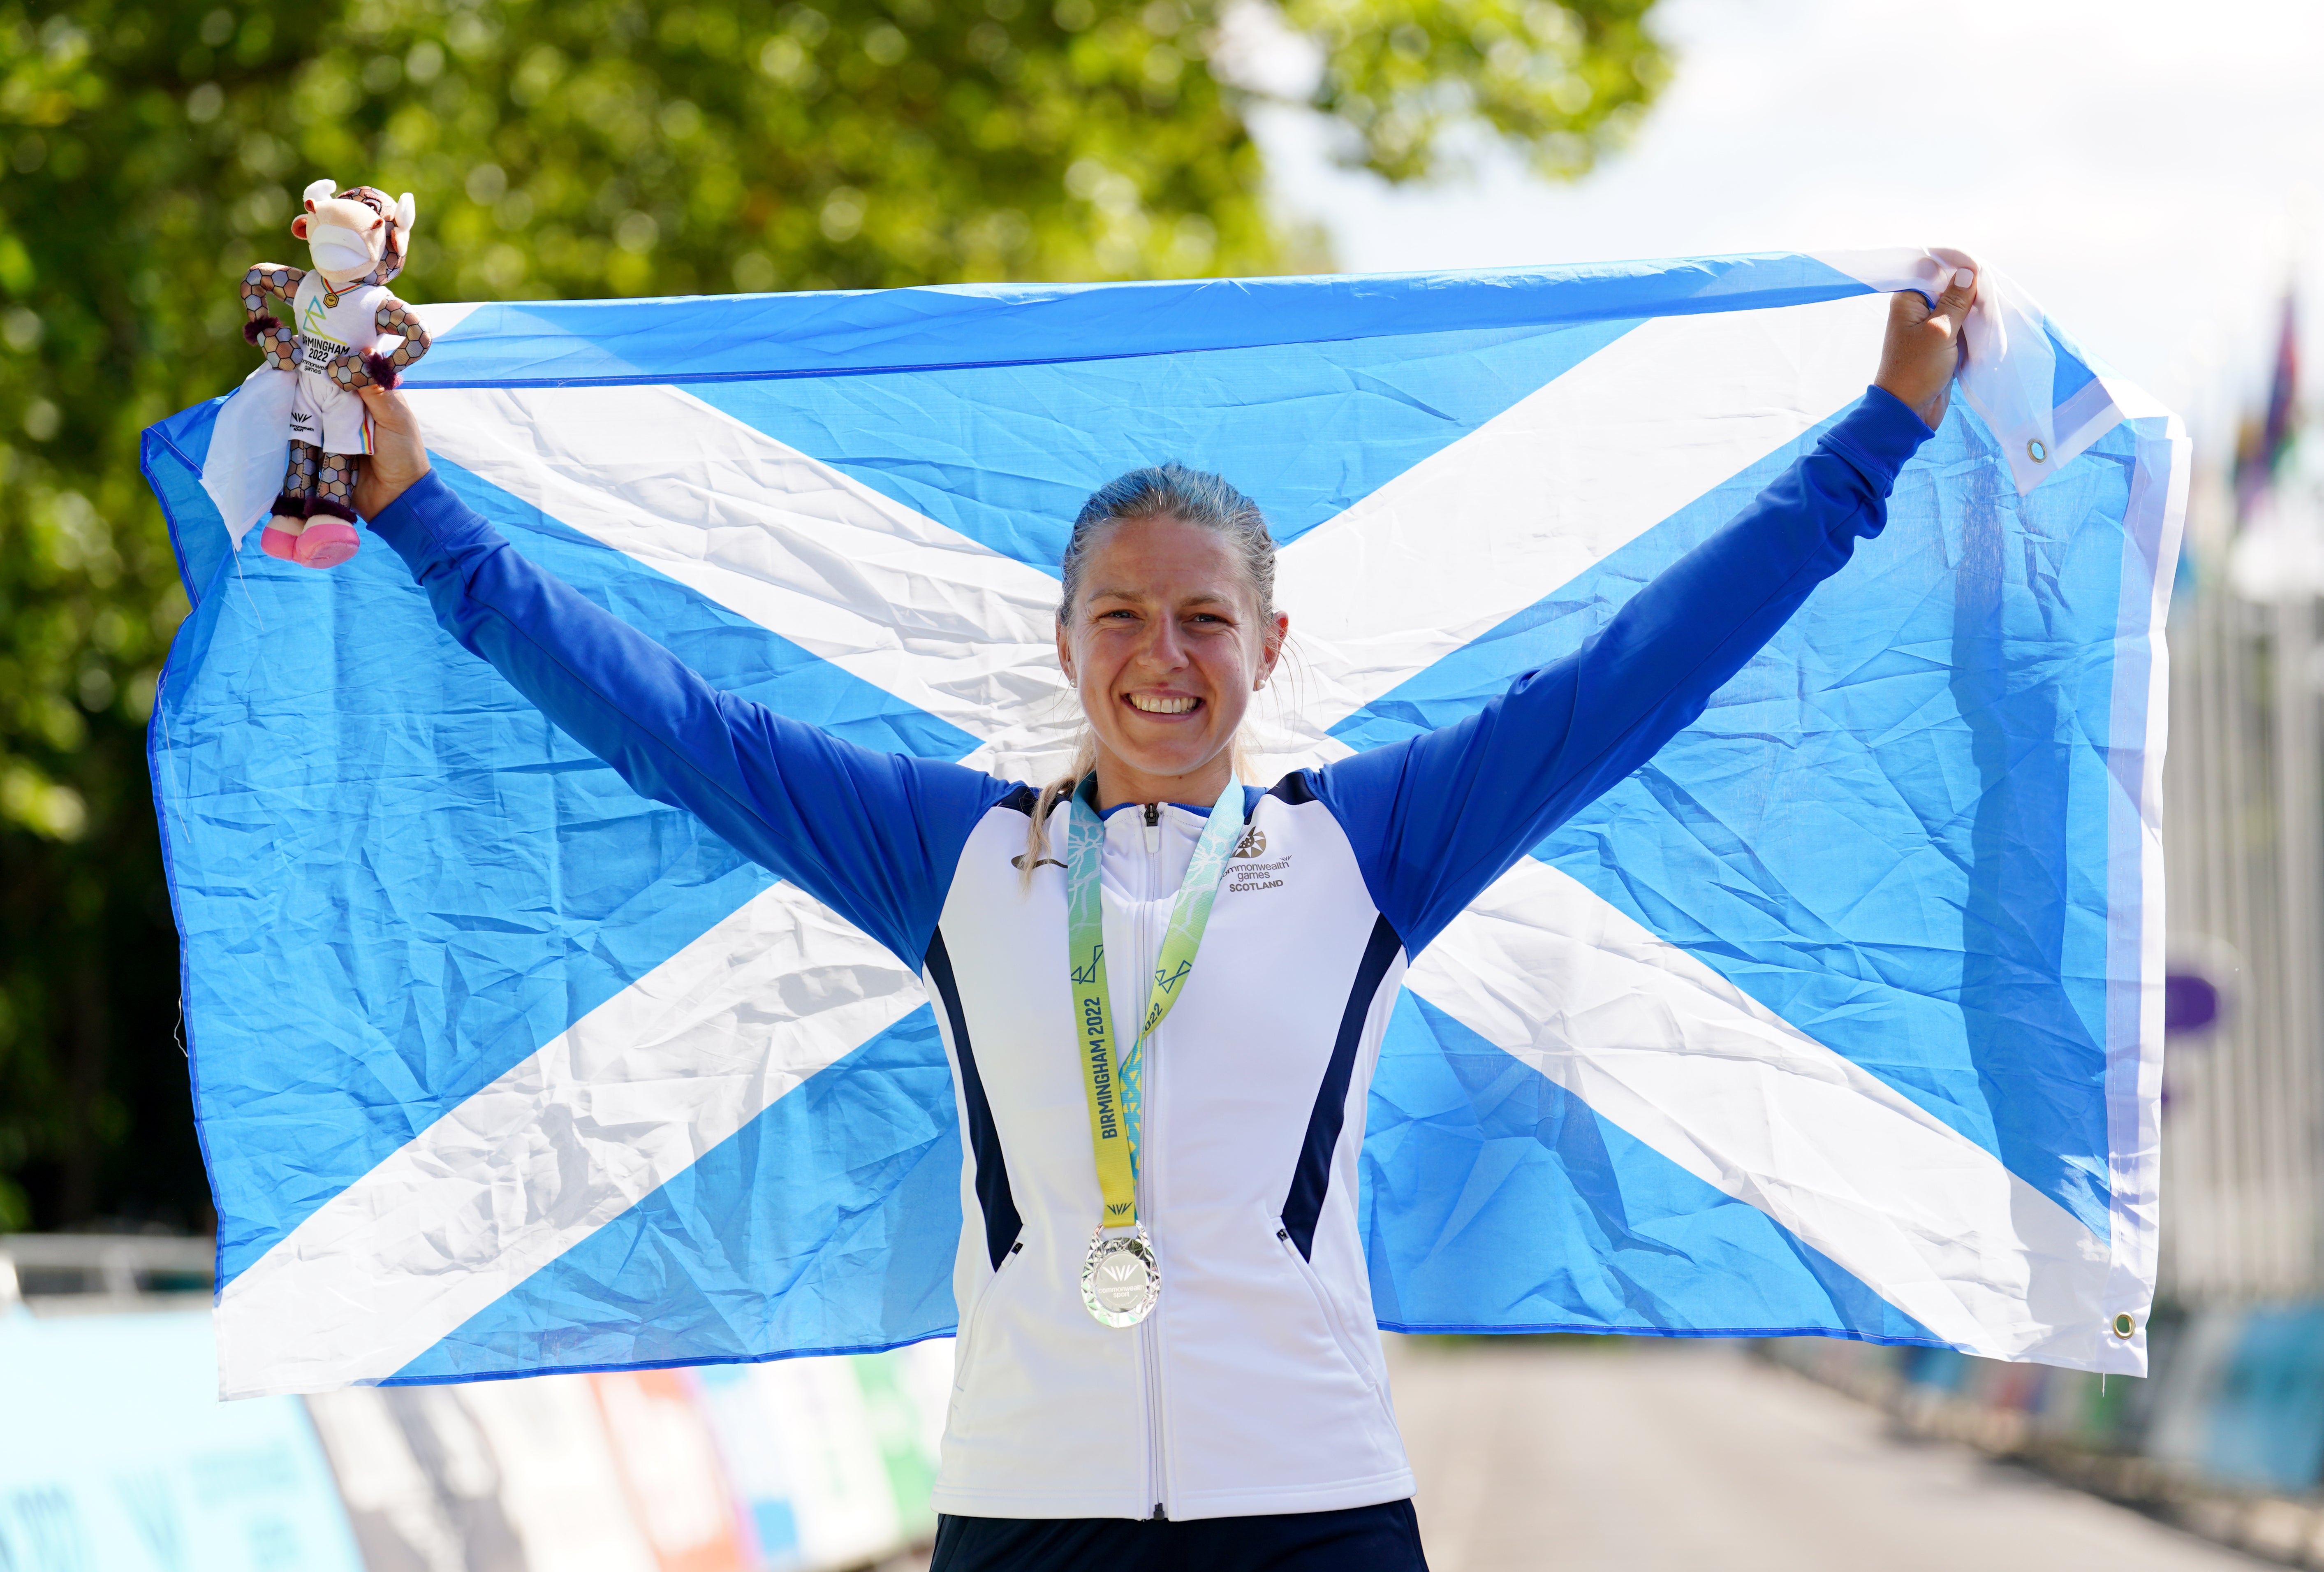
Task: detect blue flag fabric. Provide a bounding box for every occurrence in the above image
[140,251,2181,1398]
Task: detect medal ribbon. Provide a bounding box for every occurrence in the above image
[1065,772,1246,1232]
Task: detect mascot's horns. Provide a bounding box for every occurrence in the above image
[396,192,417,234]
[302,177,336,209]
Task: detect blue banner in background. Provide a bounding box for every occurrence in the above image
[0,1306,952,1571]
[0,1311,360,1571]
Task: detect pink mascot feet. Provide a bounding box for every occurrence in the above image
[293,521,361,569]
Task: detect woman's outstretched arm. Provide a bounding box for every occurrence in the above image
[352,386,1013,971]
[1308,273,1974,955]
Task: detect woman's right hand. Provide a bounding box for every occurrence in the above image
[354,383,432,520]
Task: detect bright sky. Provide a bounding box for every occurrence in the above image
[1251,0,2323,453]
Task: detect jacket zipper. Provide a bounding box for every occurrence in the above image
[1135,801,1168,1518]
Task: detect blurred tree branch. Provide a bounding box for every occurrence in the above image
[1278,0,1665,182]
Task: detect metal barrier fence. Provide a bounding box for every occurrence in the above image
[0,1231,214,1306]
[2160,469,2324,1298]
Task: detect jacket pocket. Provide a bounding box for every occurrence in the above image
[1274,1224,1386,1402]
[952,1241,1026,1393]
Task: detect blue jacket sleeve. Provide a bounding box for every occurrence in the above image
[1311,385,1935,955]
[369,470,1014,970]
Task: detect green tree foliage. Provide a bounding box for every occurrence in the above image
[0,0,1664,1231]
[1288,0,1665,182]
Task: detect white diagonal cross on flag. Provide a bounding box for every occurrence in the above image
[214,290,2124,1396]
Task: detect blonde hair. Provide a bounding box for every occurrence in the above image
[1022,463,1279,887]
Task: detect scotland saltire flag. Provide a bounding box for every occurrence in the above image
[140,250,2181,1398]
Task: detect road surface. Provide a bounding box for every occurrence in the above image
[1389,1337,2259,1572]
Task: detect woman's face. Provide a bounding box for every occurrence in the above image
[1056,513,1287,796]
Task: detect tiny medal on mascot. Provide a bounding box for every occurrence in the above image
[1061,771,1246,1328]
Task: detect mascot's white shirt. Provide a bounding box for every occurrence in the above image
[288,274,390,455]
[366,388,1931,1520]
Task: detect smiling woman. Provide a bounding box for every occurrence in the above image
[341,269,1973,1572]
[1028,462,1287,881]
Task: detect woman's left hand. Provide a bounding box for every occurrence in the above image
[1874,266,1977,432]
[354,383,431,519]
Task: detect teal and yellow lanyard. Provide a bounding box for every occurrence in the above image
[1064,772,1245,1232]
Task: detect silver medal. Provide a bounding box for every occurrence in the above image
[1081,1229,1161,1328]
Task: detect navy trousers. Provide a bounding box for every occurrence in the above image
[929,1500,1430,1571]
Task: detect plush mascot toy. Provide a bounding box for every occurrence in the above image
[240,180,431,569]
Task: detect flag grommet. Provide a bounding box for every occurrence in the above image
[2111,1312,2137,1339]
[2028,438,2048,463]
